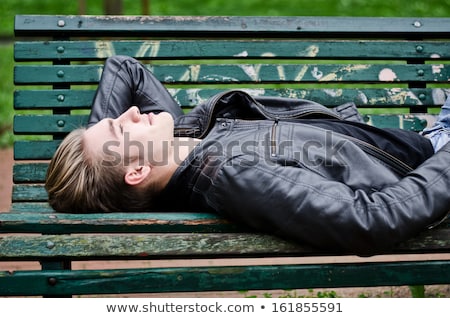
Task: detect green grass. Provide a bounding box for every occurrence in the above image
[1,0,449,147]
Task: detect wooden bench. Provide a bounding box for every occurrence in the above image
[1,15,449,297]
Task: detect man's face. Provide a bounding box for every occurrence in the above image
[83,106,175,167]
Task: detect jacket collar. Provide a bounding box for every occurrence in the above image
[174,90,340,138]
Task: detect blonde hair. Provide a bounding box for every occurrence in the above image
[45,128,156,213]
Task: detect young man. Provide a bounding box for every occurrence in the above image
[46,56,450,255]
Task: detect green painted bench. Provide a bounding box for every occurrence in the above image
[1,15,449,297]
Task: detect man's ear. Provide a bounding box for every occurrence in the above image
[124,165,151,186]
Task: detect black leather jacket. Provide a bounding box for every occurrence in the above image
[90,56,449,255]
[161,90,449,255]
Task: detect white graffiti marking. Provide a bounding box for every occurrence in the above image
[240,64,259,81]
[95,41,116,58]
[234,51,249,57]
[311,67,323,80]
[135,41,160,58]
[378,68,398,82]
[432,64,444,74]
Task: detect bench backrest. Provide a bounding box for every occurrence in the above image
[12,16,450,213]
[11,15,449,207]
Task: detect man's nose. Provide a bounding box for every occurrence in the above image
[122,106,140,122]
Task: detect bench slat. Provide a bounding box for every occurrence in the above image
[14,40,450,61]
[0,213,240,234]
[13,163,48,183]
[14,15,450,38]
[15,64,450,85]
[14,89,94,109]
[14,88,447,110]
[12,113,431,137]
[0,210,448,234]
[0,233,317,259]
[13,140,59,160]
[10,202,53,213]
[1,260,449,296]
[0,230,448,260]
[12,184,47,202]
[363,114,429,131]
[14,115,88,134]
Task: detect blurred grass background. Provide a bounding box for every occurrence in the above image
[0,0,449,147]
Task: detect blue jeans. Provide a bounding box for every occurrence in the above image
[422,95,450,152]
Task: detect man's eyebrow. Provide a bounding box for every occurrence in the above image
[108,119,118,139]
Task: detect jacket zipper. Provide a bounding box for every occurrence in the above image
[271,119,279,157]
[341,133,414,177]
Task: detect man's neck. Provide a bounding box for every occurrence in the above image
[172,137,202,165]
[156,137,202,190]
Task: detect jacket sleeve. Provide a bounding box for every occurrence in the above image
[210,143,450,255]
[88,56,183,127]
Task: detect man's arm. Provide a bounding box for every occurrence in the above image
[211,144,450,255]
[88,55,183,126]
